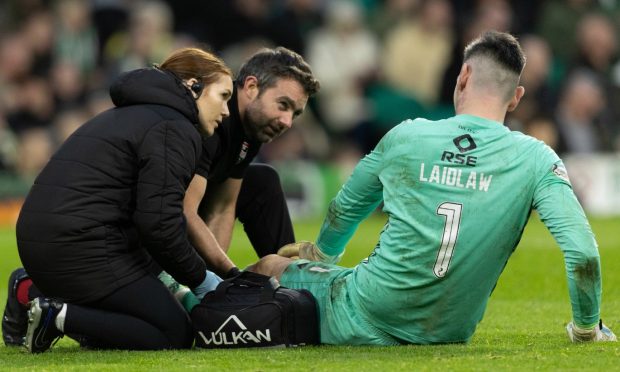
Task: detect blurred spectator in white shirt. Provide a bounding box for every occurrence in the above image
[306,0,379,148]
[382,0,454,106]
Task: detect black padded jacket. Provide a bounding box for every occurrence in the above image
[16,68,207,303]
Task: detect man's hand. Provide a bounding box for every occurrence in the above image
[277,241,342,264]
[566,320,617,342]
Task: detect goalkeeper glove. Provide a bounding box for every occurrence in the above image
[277,241,342,264]
[191,270,223,299]
[277,242,304,259]
[566,320,617,342]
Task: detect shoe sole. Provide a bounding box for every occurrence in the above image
[24,298,43,353]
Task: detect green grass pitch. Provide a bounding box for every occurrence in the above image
[1,214,619,371]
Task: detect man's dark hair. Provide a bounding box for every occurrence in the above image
[236,47,320,97]
[463,31,526,75]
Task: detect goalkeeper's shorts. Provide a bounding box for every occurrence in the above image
[280,260,401,346]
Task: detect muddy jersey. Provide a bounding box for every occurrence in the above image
[316,114,601,343]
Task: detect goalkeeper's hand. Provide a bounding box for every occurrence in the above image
[277,241,342,264]
[566,320,617,342]
[276,242,305,259]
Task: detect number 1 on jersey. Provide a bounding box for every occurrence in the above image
[433,202,463,278]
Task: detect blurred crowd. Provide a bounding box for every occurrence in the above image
[2,0,620,190]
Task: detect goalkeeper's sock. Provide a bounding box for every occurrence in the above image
[180,292,200,312]
[158,271,189,299]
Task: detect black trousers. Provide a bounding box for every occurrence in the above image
[148,164,294,279]
[63,274,193,350]
[23,165,293,348]
[233,164,295,257]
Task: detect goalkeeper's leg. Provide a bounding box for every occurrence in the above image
[278,260,402,345]
[246,254,293,281]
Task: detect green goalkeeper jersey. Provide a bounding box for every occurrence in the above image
[316,114,601,344]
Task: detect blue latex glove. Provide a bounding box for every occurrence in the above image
[191,270,223,299]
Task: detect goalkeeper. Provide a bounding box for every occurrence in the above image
[249,31,616,345]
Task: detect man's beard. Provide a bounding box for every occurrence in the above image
[244,104,278,143]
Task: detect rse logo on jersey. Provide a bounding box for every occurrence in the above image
[453,134,477,153]
[441,151,477,166]
[440,134,478,166]
[421,134,493,191]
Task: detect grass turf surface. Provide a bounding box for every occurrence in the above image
[1,214,619,371]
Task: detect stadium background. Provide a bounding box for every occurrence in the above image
[1,2,620,366]
[1,0,620,224]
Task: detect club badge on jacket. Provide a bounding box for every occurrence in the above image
[237,141,249,164]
